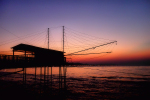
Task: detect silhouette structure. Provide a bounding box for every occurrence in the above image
[0,43,67,99]
[0,43,66,68]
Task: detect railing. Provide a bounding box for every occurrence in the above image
[0,54,35,68]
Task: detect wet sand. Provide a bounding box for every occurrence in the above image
[0,79,67,100]
[1,77,150,100]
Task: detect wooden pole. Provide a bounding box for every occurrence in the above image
[25,51,26,85]
[59,66,60,89]
[51,66,52,89]
[35,67,36,81]
[13,49,14,62]
[44,66,46,87]
[23,67,24,84]
[48,28,49,49]
[47,66,49,85]
[40,67,42,94]
[63,26,64,53]
[25,68,26,85]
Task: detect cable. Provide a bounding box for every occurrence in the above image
[0,30,46,46]
[67,41,117,55]
[65,26,115,41]
[0,26,30,44]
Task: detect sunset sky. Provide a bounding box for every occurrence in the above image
[0,0,150,65]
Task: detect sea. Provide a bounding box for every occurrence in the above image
[0,66,150,100]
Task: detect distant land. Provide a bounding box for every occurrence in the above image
[70,58,150,66]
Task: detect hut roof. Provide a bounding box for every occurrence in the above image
[11,43,64,53]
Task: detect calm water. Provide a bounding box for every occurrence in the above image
[1,66,150,99]
[1,66,150,81]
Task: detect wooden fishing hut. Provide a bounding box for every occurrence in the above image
[11,43,67,91]
[12,43,66,66]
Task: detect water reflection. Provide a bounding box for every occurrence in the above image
[0,66,150,99]
[1,66,150,82]
[0,66,67,98]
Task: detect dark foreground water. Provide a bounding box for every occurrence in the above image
[0,66,150,100]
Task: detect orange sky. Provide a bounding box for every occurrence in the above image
[68,45,150,64]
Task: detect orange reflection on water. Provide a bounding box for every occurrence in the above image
[0,66,150,82]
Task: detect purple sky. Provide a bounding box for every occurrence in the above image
[0,0,150,64]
